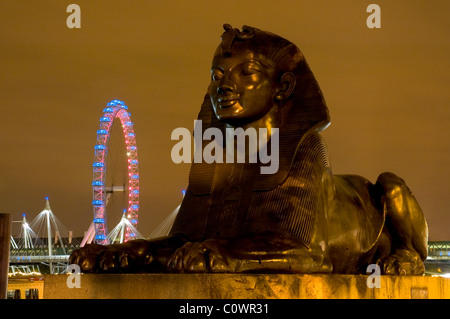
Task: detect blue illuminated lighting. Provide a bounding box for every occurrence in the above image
[97,129,108,135]
[45,196,49,200]
[100,117,111,122]
[92,181,104,186]
[132,190,139,194]
[131,174,139,179]
[93,218,105,223]
[107,99,124,106]
[128,133,135,137]
[103,107,114,113]
[92,200,104,206]
[182,189,186,196]
[93,162,104,167]
[95,234,107,240]
[131,160,138,164]
[121,105,128,110]
[131,205,139,210]
[130,219,138,224]
[130,146,136,150]
[22,213,26,217]
[124,121,133,126]
[94,145,106,150]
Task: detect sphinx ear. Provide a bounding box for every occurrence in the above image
[276,72,296,101]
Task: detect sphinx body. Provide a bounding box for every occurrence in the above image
[168,129,427,275]
[70,24,428,275]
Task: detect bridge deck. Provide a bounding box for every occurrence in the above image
[10,255,69,264]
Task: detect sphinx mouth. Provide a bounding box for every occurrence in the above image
[218,96,239,108]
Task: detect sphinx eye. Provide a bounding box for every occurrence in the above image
[211,69,223,81]
[241,63,261,76]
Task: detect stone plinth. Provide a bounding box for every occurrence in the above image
[43,273,450,299]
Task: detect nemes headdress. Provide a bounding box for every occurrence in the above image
[217,24,299,76]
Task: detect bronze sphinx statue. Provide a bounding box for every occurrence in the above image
[70,24,428,275]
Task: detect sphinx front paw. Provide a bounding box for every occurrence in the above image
[69,243,128,273]
[381,248,425,275]
[167,239,232,273]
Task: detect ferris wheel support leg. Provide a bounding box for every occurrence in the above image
[81,222,96,247]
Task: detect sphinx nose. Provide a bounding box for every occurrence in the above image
[217,79,235,95]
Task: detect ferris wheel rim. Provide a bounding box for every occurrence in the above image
[91,99,140,245]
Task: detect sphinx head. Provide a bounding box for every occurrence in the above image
[208,24,329,132]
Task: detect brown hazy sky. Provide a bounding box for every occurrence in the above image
[0,1,449,240]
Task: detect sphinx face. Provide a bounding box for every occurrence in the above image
[209,51,278,127]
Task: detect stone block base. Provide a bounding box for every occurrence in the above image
[43,273,450,299]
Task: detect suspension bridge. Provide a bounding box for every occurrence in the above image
[9,197,180,276]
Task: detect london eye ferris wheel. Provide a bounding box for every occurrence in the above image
[91,99,140,245]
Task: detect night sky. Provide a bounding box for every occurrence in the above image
[1,1,449,241]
